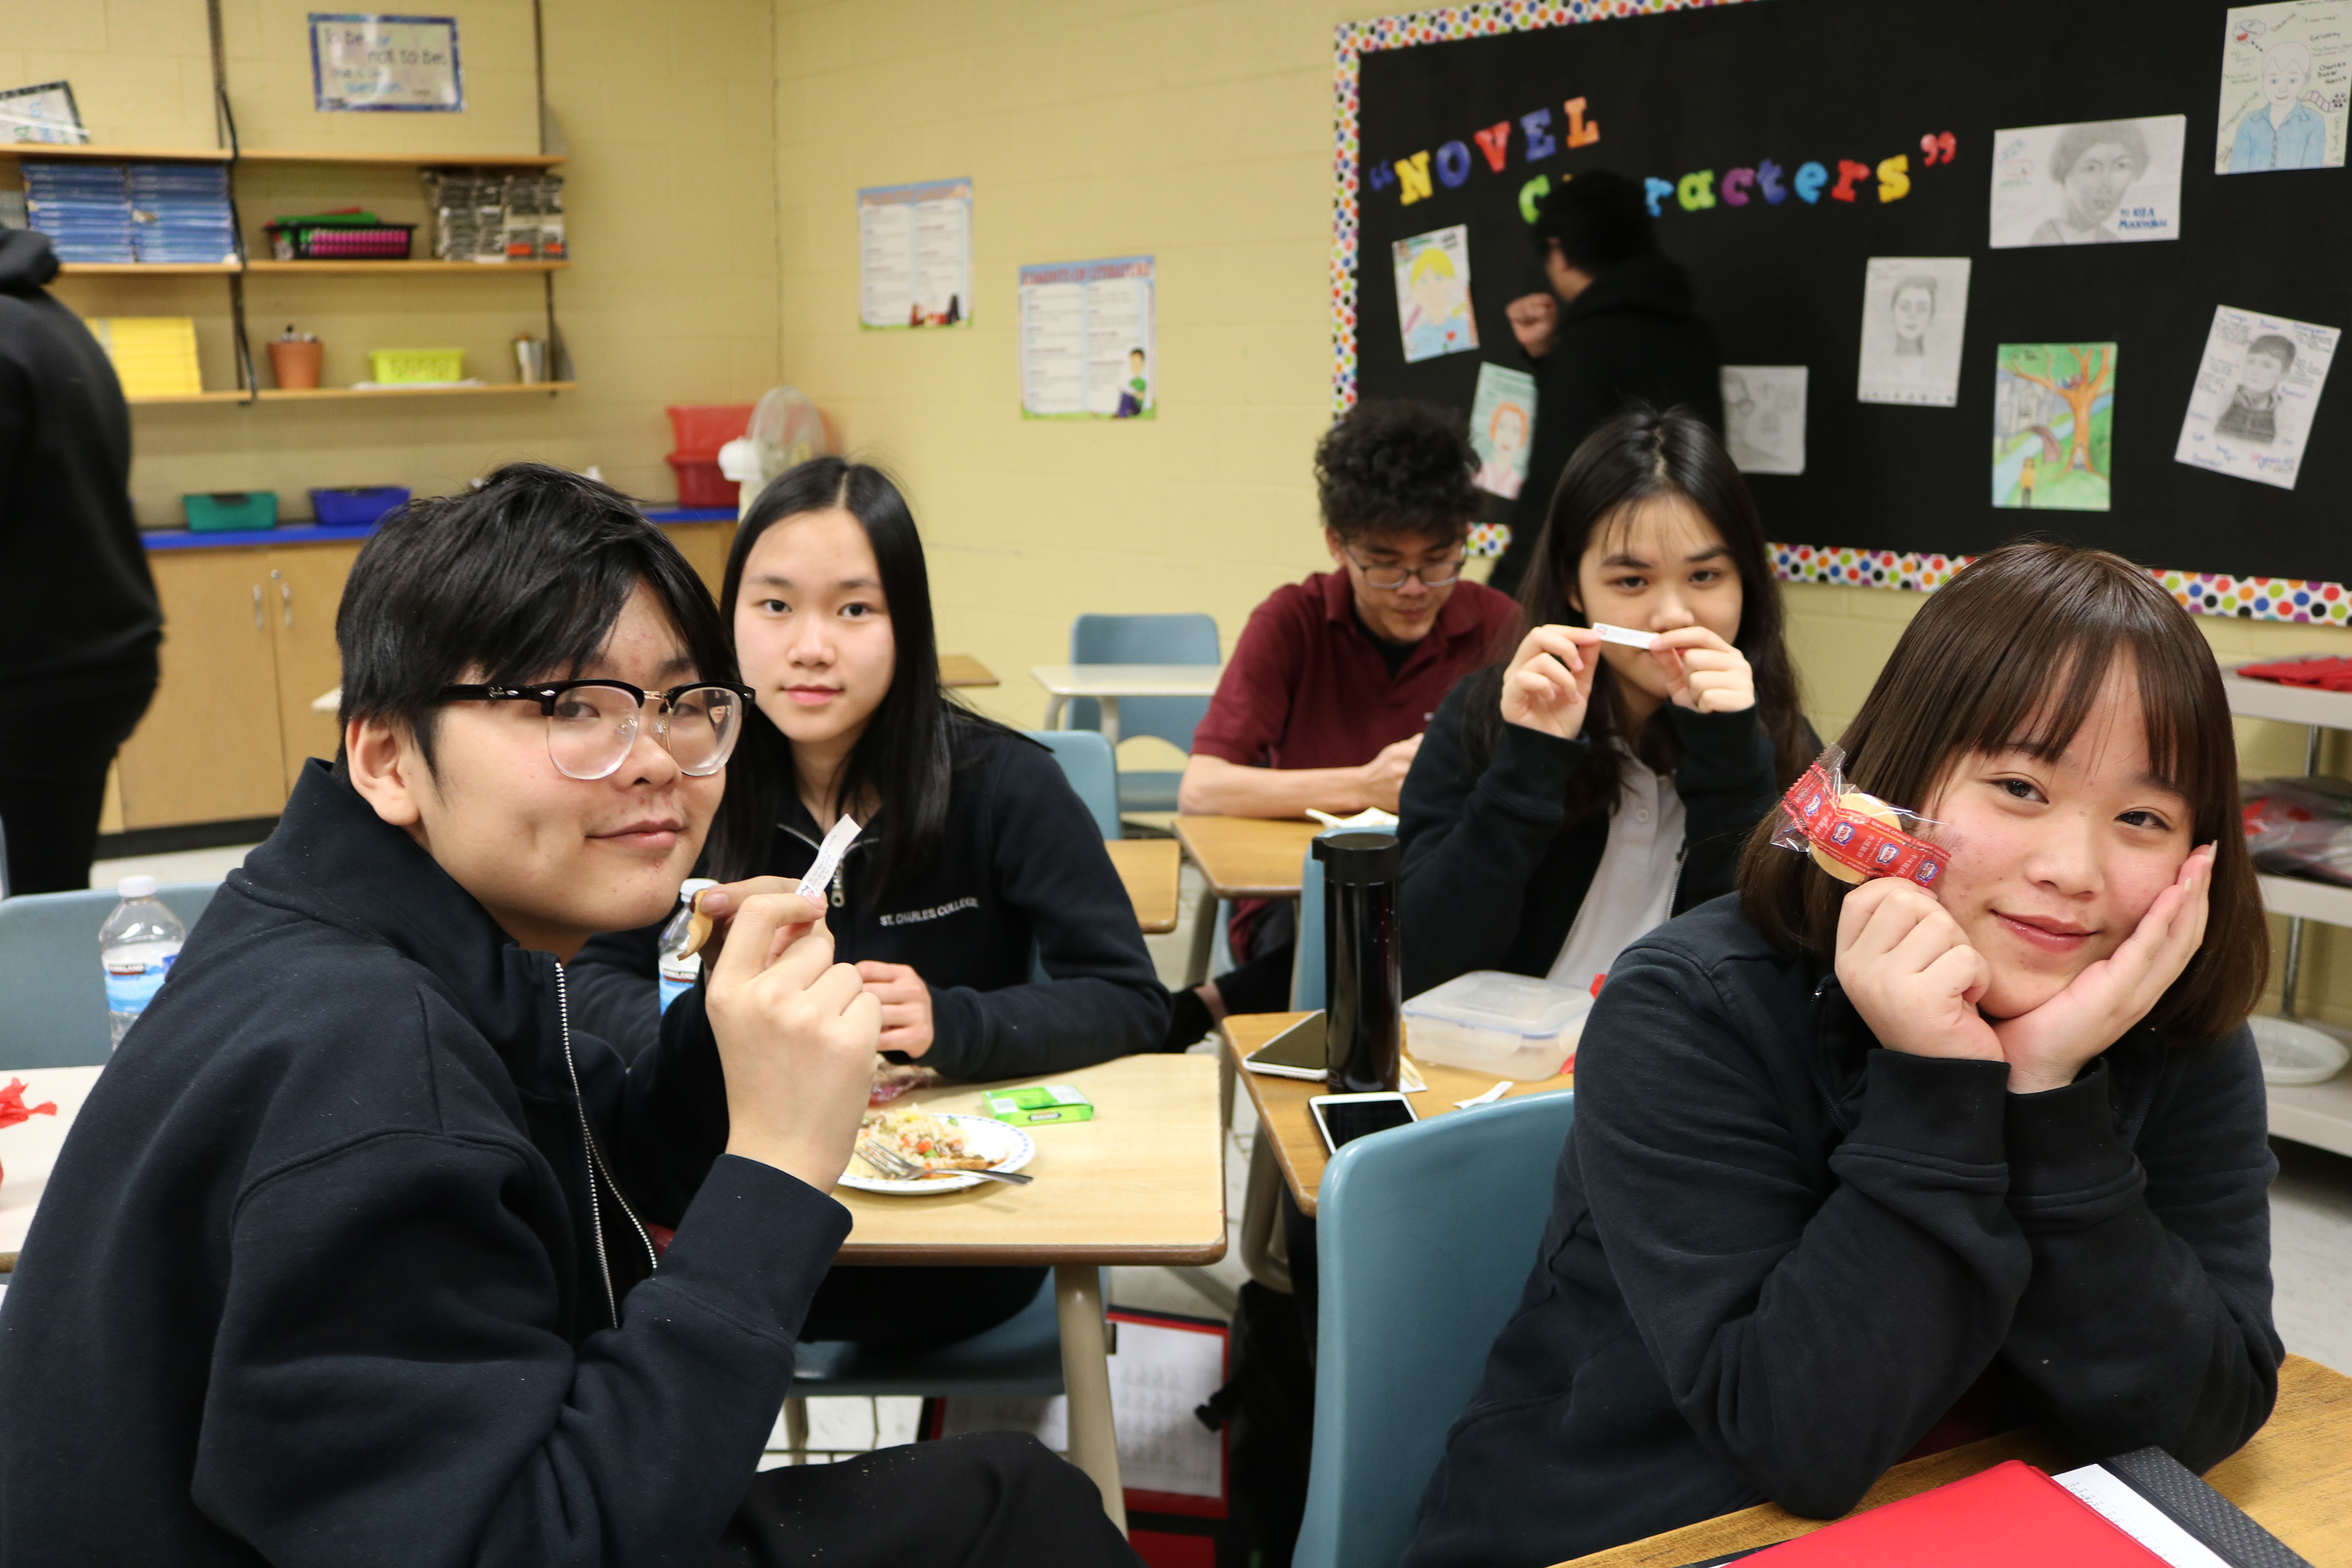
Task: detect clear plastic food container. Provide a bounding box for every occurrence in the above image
[1403,970,1591,1080]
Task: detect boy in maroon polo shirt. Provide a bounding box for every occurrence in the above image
[1167,401,1517,1044]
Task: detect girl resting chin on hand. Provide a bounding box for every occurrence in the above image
[1404,541,2278,1568]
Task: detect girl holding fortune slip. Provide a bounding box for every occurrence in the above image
[1403,541,2279,1568]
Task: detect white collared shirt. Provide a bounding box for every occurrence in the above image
[1546,751,1686,995]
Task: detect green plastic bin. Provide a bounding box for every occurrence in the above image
[183,491,279,532]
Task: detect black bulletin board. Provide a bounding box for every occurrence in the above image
[1348,0,2352,590]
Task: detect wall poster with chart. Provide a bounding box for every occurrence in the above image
[858,179,973,330]
[1017,256,1156,419]
[1338,0,2352,624]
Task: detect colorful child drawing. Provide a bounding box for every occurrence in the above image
[1393,226,1479,364]
[1467,361,1538,495]
[2217,4,2349,173]
[1993,343,2116,512]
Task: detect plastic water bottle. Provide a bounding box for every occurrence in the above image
[101,875,185,1049]
[657,878,719,1015]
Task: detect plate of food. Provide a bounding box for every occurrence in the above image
[841,1106,1037,1195]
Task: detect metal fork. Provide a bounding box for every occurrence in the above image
[856,1135,1034,1186]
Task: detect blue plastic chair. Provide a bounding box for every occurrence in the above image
[1293,1090,1578,1568]
[1024,729,1122,840]
[1067,613,1220,814]
[0,882,222,1068]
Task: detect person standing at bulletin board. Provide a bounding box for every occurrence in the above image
[1491,172,1724,598]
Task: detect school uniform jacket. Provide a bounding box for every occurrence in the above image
[1401,895,2281,1568]
[0,761,849,1566]
[1396,678,1787,997]
[570,716,1170,1081]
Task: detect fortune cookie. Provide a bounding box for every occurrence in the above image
[679,889,716,957]
[1811,792,1900,884]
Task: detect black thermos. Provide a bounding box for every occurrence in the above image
[1315,830,1403,1092]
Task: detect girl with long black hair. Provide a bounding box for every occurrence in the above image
[1397,404,1813,998]
[573,457,1168,1345]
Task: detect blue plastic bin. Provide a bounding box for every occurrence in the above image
[308,486,410,527]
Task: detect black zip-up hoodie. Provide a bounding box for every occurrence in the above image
[1402,895,2281,1568]
[570,717,1169,1079]
[0,227,160,704]
[1397,679,1791,996]
[0,761,850,1566]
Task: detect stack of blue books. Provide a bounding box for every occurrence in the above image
[23,162,134,264]
[129,163,237,265]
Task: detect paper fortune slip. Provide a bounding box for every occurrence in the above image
[1592,623,1659,650]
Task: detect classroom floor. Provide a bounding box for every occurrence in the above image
[83,846,2352,1464]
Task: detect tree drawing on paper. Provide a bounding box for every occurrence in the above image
[1993,343,2116,512]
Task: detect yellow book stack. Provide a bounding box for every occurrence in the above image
[84,317,203,398]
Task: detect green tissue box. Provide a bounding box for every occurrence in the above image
[984,1084,1095,1126]
[184,491,278,532]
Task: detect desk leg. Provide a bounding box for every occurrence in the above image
[1045,694,1068,730]
[1056,1262,1127,1534]
[1183,886,1220,988]
[1099,695,1122,750]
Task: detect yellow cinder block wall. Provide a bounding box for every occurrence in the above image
[775,0,2352,1027]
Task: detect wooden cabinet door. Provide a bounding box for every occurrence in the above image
[664,521,737,604]
[267,542,365,792]
[116,549,287,828]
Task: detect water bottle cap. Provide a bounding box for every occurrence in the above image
[1313,830,1400,884]
[117,874,158,899]
[679,877,719,902]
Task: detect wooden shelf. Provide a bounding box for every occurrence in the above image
[237,148,563,168]
[244,259,568,274]
[0,143,229,162]
[129,382,573,406]
[57,262,240,276]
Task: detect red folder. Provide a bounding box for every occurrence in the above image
[1744,1461,2172,1568]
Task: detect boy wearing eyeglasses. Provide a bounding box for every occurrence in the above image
[0,465,1138,1567]
[1168,399,1516,1042]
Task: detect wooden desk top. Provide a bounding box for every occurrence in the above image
[939,652,998,689]
[1222,1012,1570,1217]
[834,1054,1227,1267]
[1174,817,1325,900]
[1029,664,1223,698]
[1105,838,1181,933]
[1555,1355,2352,1568]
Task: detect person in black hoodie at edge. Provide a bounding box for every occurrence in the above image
[1397,406,1813,1003]
[0,227,161,893]
[1487,170,1723,598]
[1403,541,2281,1568]
[570,456,1168,1351]
[0,465,1142,1568]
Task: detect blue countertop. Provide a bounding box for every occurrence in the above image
[139,506,736,551]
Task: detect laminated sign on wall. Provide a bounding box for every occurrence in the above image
[1018,256,1156,419]
[858,178,973,330]
[309,14,462,113]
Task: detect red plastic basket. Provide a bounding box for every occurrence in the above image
[667,456,738,509]
[665,403,754,458]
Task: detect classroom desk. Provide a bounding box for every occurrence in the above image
[833,1053,1227,1531]
[1555,1353,2352,1568]
[1105,838,1181,933]
[1221,1011,1571,1217]
[0,1056,1227,1534]
[1031,664,1222,748]
[938,653,998,689]
[1171,816,1325,987]
[312,651,999,713]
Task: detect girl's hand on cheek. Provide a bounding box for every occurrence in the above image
[1991,843,2215,1094]
[1652,628,1756,715]
[1833,878,2004,1063]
